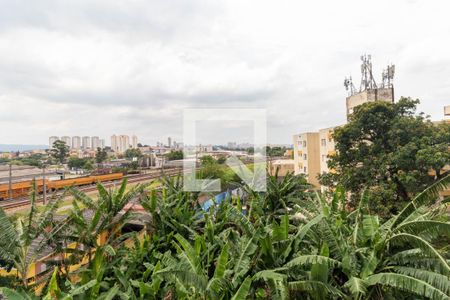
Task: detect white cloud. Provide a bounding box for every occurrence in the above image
[0,0,449,145]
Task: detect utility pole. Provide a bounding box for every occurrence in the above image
[42,165,47,205]
[8,163,12,201]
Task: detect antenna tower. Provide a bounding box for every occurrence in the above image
[359,54,377,91]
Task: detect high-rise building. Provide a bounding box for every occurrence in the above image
[111,135,118,152]
[131,135,138,149]
[91,136,100,149]
[72,136,81,149]
[82,136,91,149]
[119,135,130,153]
[445,105,450,117]
[61,136,71,148]
[49,136,59,148]
[168,137,172,148]
[100,139,105,149]
[111,135,131,153]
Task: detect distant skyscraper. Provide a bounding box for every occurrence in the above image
[72,136,81,149]
[82,136,91,149]
[111,135,118,152]
[132,135,138,149]
[119,135,130,153]
[168,137,172,148]
[111,135,131,153]
[91,136,100,149]
[49,136,59,148]
[100,139,105,148]
[61,136,71,148]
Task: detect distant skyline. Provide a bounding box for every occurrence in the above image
[1,0,449,145]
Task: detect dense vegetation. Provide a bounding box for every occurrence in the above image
[320,98,450,216]
[0,171,449,299]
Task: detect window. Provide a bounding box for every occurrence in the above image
[321,139,326,147]
[303,166,307,173]
[303,154,307,160]
[303,141,307,147]
[322,155,326,162]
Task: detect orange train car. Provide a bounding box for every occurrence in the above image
[0,173,123,201]
[0,180,49,200]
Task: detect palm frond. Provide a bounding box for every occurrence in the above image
[231,276,252,300]
[367,272,450,300]
[388,233,450,273]
[343,277,368,298]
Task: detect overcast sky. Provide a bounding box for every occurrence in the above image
[0,0,449,146]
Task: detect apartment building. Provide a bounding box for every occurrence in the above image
[91,136,100,149]
[318,126,339,174]
[111,134,137,153]
[61,136,71,147]
[49,136,59,147]
[72,136,81,149]
[293,132,320,187]
[82,136,91,149]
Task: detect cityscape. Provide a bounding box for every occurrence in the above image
[0,1,450,299]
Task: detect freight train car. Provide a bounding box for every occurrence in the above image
[0,173,124,200]
[0,180,48,200]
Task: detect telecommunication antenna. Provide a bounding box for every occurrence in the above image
[344,76,356,96]
[359,54,377,91]
[381,64,395,88]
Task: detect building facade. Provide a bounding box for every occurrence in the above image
[91,136,100,149]
[293,132,321,187]
[318,127,339,174]
[49,136,59,148]
[346,88,394,120]
[72,136,81,149]
[61,136,71,148]
[82,136,91,149]
[131,135,138,149]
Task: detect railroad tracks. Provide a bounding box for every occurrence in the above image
[1,169,184,211]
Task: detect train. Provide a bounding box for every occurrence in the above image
[0,173,124,201]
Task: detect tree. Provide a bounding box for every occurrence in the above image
[124,148,142,160]
[200,155,217,165]
[166,150,183,161]
[95,147,108,164]
[67,157,86,169]
[50,140,69,164]
[83,159,94,171]
[321,98,450,215]
[1,173,449,299]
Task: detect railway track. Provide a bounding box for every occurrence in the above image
[1,168,184,211]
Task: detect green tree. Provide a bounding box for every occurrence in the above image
[166,150,183,160]
[124,148,143,160]
[95,147,108,164]
[83,159,94,171]
[321,98,450,215]
[67,157,86,169]
[50,140,70,164]
[200,155,217,165]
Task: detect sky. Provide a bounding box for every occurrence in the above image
[0,0,449,146]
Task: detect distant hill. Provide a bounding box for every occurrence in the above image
[0,144,48,152]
